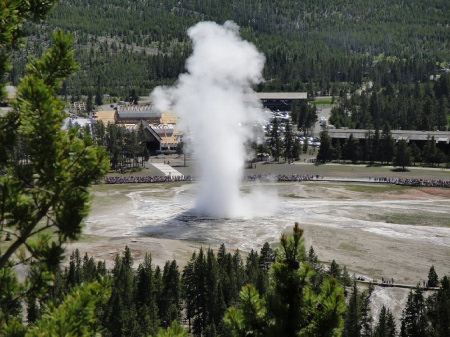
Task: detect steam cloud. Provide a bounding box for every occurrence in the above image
[151,21,271,218]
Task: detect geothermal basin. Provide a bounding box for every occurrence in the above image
[83,180,450,281]
[75,177,449,322]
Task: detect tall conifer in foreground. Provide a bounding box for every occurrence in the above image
[0,0,109,331]
[224,223,346,336]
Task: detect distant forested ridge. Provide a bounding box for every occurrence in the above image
[10,0,450,98]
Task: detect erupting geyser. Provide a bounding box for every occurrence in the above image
[151,21,268,218]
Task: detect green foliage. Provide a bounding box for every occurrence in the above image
[1,30,109,271]
[380,124,395,164]
[400,287,427,337]
[270,118,281,161]
[394,140,412,170]
[317,129,334,163]
[27,278,110,336]
[10,0,449,98]
[223,284,267,337]
[156,320,188,337]
[1,1,109,332]
[100,121,149,171]
[1,278,110,337]
[345,75,450,132]
[0,267,22,323]
[425,275,450,337]
[283,122,294,163]
[225,224,346,337]
[0,0,60,101]
[342,134,360,164]
[374,306,396,337]
[296,101,318,134]
[428,265,439,288]
[344,282,375,337]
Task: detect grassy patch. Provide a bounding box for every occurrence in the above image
[338,242,363,253]
[340,184,409,193]
[310,100,333,105]
[284,193,305,198]
[356,266,384,276]
[369,213,450,227]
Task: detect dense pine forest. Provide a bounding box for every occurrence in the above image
[9,0,450,98]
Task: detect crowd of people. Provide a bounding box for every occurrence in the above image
[371,177,450,188]
[104,175,195,184]
[244,174,317,182]
[103,174,449,188]
[103,174,323,185]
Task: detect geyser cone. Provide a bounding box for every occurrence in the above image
[151,21,266,218]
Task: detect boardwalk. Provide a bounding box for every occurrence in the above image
[356,279,439,291]
[151,163,184,177]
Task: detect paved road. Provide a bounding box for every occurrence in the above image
[313,106,332,136]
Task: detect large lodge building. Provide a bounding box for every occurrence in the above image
[93,104,182,153]
[92,92,310,153]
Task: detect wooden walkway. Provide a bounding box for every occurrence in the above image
[356,279,439,291]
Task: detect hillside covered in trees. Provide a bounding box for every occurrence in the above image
[9,0,450,99]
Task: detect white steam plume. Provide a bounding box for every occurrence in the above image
[151,21,268,218]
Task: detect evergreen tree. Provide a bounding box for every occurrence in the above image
[245,250,260,291]
[181,254,196,333]
[259,242,275,273]
[86,92,94,112]
[160,260,181,327]
[374,306,396,337]
[270,118,281,161]
[409,142,422,166]
[223,284,268,337]
[425,275,450,337]
[225,224,346,337]
[20,280,111,337]
[156,320,188,337]
[329,260,341,279]
[66,249,83,288]
[371,128,381,163]
[423,136,438,166]
[307,246,322,272]
[400,287,427,337]
[343,134,360,163]
[0,1,109,327]
[135,254,160,336]
[191,248,207,335]
[380,123,395,164]
[428,265,439,288]
[95,75,103,106]
[284,122,293,163]
[393,139,411,170]
[104,247,139,336]
[204,249,221,330]
[360,288,373,337]
[317,129,334,163]
[341,266,353,287]
[82,253,98,283]
[233,250,246,298]
[436,97,448,131]
[344,282,361,337]
[292,138,301,161]
[334,139,342,161]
